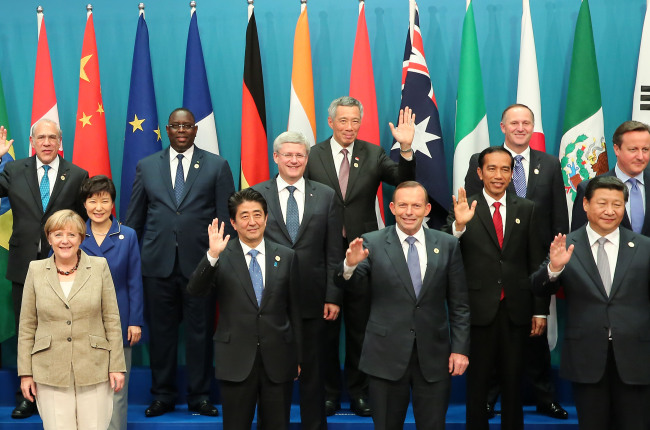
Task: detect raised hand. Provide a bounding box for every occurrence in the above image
[207,218,230,259]
[389,106,416,148]
[452,187,477,230]
[345,237,369,267]
[548,233,574,272]
[0,126,14,158]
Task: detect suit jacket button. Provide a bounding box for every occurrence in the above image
[66,321,71,325]
[67,337,72,342]
[410,329,414,333]
[176,211,181,215]
[497,280,502,284]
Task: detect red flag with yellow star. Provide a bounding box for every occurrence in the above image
[73,9,111,177]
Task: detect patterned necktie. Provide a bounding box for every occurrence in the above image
[406,236,422,298]
[628,178,644,233]
[248,249,264,306]
[174,154,185,205]
[493,202,505,300]
[40,165,51,211]
[512,155,527,198]
[596,237,612,296]
[339,148,350,200]
[286,185,299,243]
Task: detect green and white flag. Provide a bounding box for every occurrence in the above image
[559,0,608,215]
[453,0,489,193]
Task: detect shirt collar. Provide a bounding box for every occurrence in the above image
[330,137,354,156]
[482,189,507,208]
[503,144,530,162]
[276,175,305,194]
[614,164,644,185]
[36,155,60,172]
[585,224,620,248]
[240,239,265,257]
[169,145,194,162]
[395,224,426,246]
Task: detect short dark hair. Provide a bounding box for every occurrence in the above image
[612,120,650,148]
[168,107,195,123]
[392,181,429,204]
[80,175,116,202]
[584,175,629,202]
[228,188,268,220]
[500,103,535,124]
[478,146,514,169]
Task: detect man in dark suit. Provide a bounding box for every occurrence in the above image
[187,188,302,429]
[252,131,341,429]
[304,96,416,416]
[571,120,650,234]
[0,119,88,419]
[443,146,546,430]
[125,108,235,417]
[463,104,568,419]
[337,181,470,429]
[533,176,650,430]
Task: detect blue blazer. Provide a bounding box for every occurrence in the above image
[80,218,144,347]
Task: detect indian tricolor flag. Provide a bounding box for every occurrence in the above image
[453,0,489,193]
[559,0,608,215]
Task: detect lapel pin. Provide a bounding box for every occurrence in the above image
[310,193,313,197]
[353,163,359,168]
[194,163,199,169]
[119,234,125,240]
[274,262,278,267]
[628,242,635,248]
[434,248,440,254]
[515,218,520,224]
[355,157,359,161]
[534,168,539,175]
[60,175,66,181]
[275,256,281,261]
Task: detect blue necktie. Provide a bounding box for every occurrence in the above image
[286,186,299,243]
[248,249,264,306]
[628,178,644,233]
[406,236,422,298]
[512,155,527,198]
[174,154,185,205]
[40,165,51,211]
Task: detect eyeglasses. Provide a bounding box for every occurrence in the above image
[167,123,196,130]
[277,152,307,160]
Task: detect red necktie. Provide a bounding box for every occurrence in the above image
[492,202,505,300]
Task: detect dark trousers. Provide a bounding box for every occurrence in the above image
[220,350,293,430]
[12,281,30,405]
[299,318,327,430]
[369,344,450,430]
[573,342,650,430]
[466,300,527,430]
[143,255,214,407]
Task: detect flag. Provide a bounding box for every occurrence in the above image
[240,4,269,189]
[73,7,111,178]
[453,0,489,193]
[120,7,161,221]
[559,0,608,215]
[517,0,545,152]
[288,2,316,146]
[390,0,450,228]
[0,70,16,342]
[350,1,384,227]
[31,7,63,157]
[183,6,219,154]
[633,0,650,124]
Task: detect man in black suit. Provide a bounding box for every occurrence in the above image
[252,131,341,429]
[187,188,302,429]
[304,96,416,416]
[125,108,235,417]
[464,104,568,419]
[533,176,650,430]
[443,146,546,430]
[571,120,650,235]
[337,181,470,429]
[0,119,88,419]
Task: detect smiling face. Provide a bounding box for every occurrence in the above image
[49,225,82,264]
[84,192,114,227]
[328,105,362,147]
[273,142,308,184]
[500,106,534,153]
[613,130,650,177]
[230,200,268,248]
[166,110,197,153]
[30,121,62,164]
[584,188,626,236]
[389,185,431,236]
[478,151,513,200]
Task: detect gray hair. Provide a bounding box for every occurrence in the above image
[327,96,364,120]
[273,131,311,155]
[30,118,62,139]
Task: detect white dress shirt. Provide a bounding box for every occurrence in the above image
[169,145,194,188]
[207,239,266,288]
[276,176,305,224]
[36,155,60,194]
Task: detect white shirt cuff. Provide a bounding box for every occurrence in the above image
[342,259,358,280]
[452,221,466,238]
[206,251,219,267]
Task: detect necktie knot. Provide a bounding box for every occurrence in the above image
[248,249,259,258]
[514,155,523,163]
[341,148,349,157]
[628,177,638,189]
[597,237,608,247]
[177,154,184,161]
[287,185,296,195]
[406,236,417,246]
[43,165,51,173]
[493,202,501,210]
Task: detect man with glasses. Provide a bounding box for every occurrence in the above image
[125,108,235,418]
[0,118,88,419]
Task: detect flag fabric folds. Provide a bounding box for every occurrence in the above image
[559,0,608,214]
[453,0,489,193]
[31,9,63,158]
[288,3,316,146]
[0,70,16,342]
[240,4,269,189]
[632,0,650,124]
[120,9,161,220]
[350,1,385,227]
[517,0,545,152]
[391,0,450,228]
[73,9,111,178]
[184,7,220,155]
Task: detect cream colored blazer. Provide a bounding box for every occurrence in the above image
[17,251,126,387]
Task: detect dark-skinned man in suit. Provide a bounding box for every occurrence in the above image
[533,176,650,430]
[337,181,470,429]
[304,96,416,416]
[252,131,341,429]
[0,119,88,419]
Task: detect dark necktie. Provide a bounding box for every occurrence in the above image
[286,185,299,243]
[174,154,185,205]
[248,249,264,305]
[513,155,527,198]
[628,178,644,233]
[492,202,505,300]
[40,165,51,211]
[406,236,422,298]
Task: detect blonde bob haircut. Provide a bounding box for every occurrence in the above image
[44,209,86,239]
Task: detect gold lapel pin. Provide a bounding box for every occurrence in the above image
[119,234,125,240]
[194,163,199,169]
[628,242,635,248]
[515,218,520,224]
[275,256,281,261]
[433,248,440,254]
[353,163,359,168]
[534,169,540,175]
[60,175,66,181]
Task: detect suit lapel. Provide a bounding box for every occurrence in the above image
[571,230,609,299]
[265,178,292,243]
[224,241,260,308]
[384,227,417,302]
[48,157,70,213]
[526,150,541,197]
[610,229,637,299]
[66,252,92,302]
[475,195,501,250]
[25,157,43,213]
[502,193,518,250]
[260,242,279,309]
[346,141,366,201]
[178,148,203,207]
[641,170,650,235]
[45,257,67,305]
[157,148,176,205]
[295,180,316,243]
[312,141,342,200]
[419,229,440,301]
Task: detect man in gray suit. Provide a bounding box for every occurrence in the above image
[533,176,650,430]
[337,181,470,429]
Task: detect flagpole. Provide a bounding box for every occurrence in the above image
[86,4,92,18]
[139,3,144,17]
[248,0,254,21]
[36,6,43,37]
[190,1,196,16]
